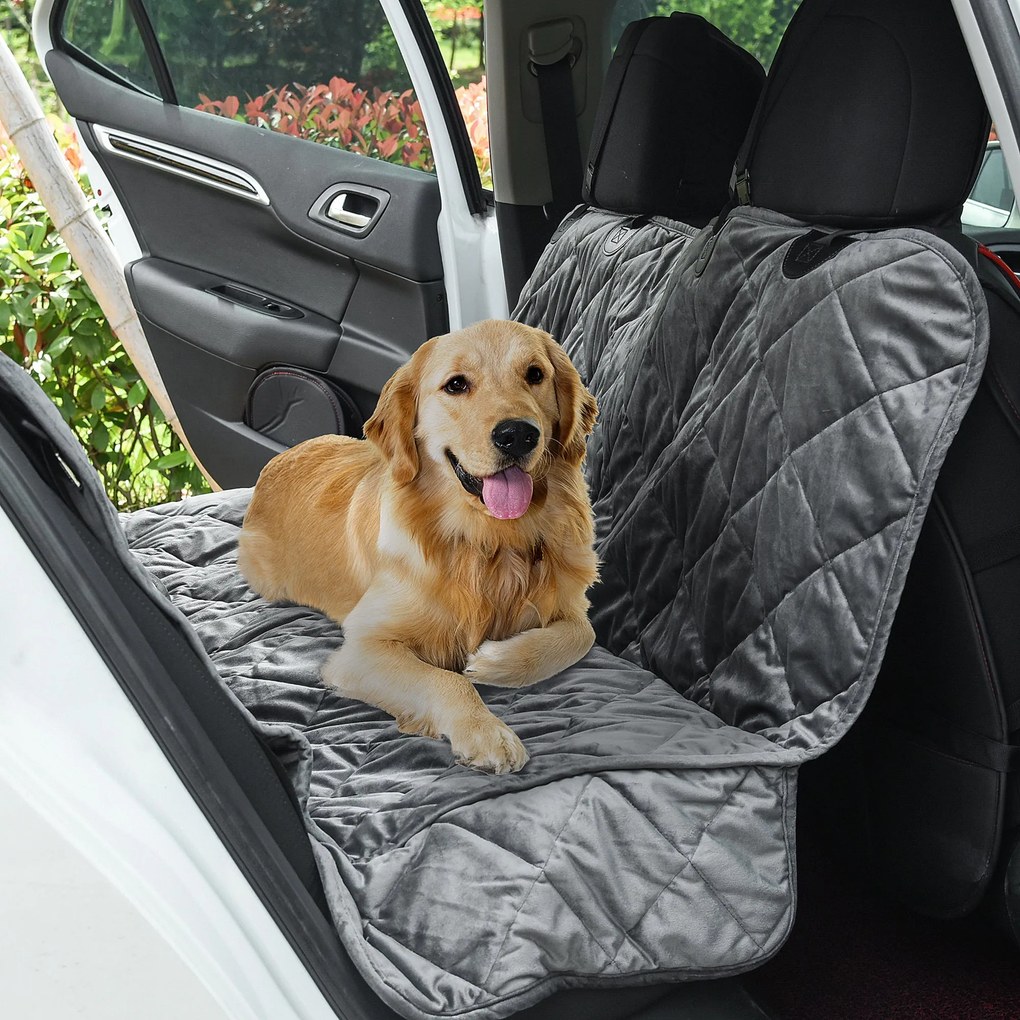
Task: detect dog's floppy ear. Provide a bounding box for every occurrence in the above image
[544,333,598,465]
[364,341,432,485]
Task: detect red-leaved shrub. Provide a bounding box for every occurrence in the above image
[455,77,491,189]
[196,75,491,188]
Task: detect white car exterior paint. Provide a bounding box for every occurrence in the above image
[0,507,336,1020]
[1,772,230,1020]
[379,0,509,328]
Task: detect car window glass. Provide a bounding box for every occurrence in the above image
[59,1,492,187]
[609,0,803,68]
[60,0,438,175]
[61,0,161,97]
[962,132,1018,232]
[970,146,1014,213]
[160,1,439,173]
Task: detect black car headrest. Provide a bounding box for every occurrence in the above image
[736,0,989,228]
[584,14,765,226]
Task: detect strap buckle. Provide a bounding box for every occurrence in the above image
[735,169,752,206]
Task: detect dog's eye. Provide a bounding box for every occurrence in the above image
[443,375,469,395]
[526,365,544,385]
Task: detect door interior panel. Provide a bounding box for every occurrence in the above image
[141,320,286,488]
[46,49,450,486]
[324,268,448,391]
[48,53,445,278]
[84,128,360,323]
[127,259,343,371]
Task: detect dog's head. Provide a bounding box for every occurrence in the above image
[364,320,597,520]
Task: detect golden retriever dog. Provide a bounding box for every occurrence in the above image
[237,320,598,773]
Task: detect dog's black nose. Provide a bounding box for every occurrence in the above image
[491,419,540,460]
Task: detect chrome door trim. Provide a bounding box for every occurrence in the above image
[93,126,270,206]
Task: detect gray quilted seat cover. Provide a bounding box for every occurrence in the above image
[113,200,987,1019]
[517,204,988,753]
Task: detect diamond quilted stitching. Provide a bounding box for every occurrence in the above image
[575,211,983,750]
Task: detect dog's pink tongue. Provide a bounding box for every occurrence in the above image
[482,467,533,520]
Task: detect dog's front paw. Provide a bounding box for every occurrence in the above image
[448,710,529,774]
[464,639,523,687]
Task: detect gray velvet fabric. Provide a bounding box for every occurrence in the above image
[0,189,987,1020]
[517,205,989,755]
[124,489,797,1019]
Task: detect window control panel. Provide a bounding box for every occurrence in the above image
[207,283,303,319]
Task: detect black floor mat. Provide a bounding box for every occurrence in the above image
[746,795,1020,1019]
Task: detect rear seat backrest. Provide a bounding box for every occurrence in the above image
[515,15,765,576]
[674,0,1015,931]
[540,0,988,753]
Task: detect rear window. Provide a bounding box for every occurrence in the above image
[610,0,803,67]
[970,146,1015,213]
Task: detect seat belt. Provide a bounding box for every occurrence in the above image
[529,20,583,226]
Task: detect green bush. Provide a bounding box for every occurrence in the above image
[197,78,435,171]
[0,136,209,511]
[2,0,208,511]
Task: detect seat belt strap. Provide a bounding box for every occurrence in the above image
[530,21,583,225]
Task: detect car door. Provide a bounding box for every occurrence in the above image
[33,0,506,488]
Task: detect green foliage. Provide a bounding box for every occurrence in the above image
[2,0,208,510]
[0,138,209,510]
[424,1,485,83]
[60,0,161,95]
[676,0,799,66]
[197,78,435,171]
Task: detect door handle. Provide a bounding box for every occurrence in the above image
[310,184,390,236]
[325,191,377,229]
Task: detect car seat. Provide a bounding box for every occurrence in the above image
[711,0,1020,944]
[515,11,765,375]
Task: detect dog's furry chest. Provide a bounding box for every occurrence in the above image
[413,542,551,669]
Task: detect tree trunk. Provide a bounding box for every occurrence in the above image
[449,12,459,70]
